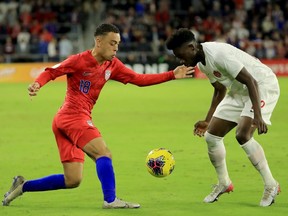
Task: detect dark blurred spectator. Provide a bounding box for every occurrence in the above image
[19,7,32,29]
[4,36,15,54]
[155,1,170,25]
[30,33,40,54]
[19,0,32,14]
[263,36,276,59]
[44,18,58,36]
[9,21,21,44]
[48,37,58,61]
[0,7,6,25]
[16,27,31,54]
[30,20,43,36]
[40,29,53,43]
[58,35,73,60]
[135,0,145,17]
[38,37,49,55]
[0,0,287,62]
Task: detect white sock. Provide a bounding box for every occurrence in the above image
[241,137,276,186]
[205,132,231,185]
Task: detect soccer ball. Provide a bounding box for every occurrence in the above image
[145,148,175,177]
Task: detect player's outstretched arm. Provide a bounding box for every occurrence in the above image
[173,65,194,79]
[28,82,41,97]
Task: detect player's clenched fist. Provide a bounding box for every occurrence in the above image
[28,82,40,97]
[194,120,209,137]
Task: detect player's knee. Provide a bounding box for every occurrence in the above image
[204,131,213,144]
[83,139,112,160]
[65,176,82,188]
[204,131,222,146]
[235,132,251,145]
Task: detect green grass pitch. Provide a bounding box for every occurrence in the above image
[0,77,287,216]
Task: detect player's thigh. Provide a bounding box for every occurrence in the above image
[213,94,244,125]
[209,95,241,136]
[52,117,85,163]
[63,162,84,188]
[207,117,237,137]
[82,137,112,160]
[236,116,257,144]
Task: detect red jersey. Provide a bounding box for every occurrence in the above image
[36,50,175,117]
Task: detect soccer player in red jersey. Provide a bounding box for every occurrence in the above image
[2,23,194,208]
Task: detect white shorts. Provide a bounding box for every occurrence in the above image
[213,80,280,125]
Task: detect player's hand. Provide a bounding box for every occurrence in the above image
[194,120,209,137]
[28,82,41,97]
[252,116,268,135]
[173,65,194,79]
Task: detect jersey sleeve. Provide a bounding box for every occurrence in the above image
[197,64,217,84]
[36,55,79,87]
[206,72,217,84]
[214,50,244,78]
[110,59,175,86]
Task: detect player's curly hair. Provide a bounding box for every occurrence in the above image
[166,28,196,50]
[94,23,120,37]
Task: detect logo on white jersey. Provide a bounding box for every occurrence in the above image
[105,70,111,80]
[213,71,222,78]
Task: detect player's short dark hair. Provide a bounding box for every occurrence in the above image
[166,28,196,50]
[94,23,120,37]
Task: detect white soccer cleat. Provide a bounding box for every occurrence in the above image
[260,182,280,207]
[203,182,234,203]
[2,176,26,206]
[103,197,140,209]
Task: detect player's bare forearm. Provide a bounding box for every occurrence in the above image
[204,82,226,122]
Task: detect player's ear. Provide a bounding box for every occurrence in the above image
[95,36,101,47]
[187,43,195,50]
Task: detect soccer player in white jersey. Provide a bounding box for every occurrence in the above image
[166,28,280,207]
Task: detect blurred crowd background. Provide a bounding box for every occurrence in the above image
[0,0,287,63]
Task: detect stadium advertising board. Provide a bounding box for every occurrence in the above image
[0,63,66,82]
[0,60,287,82]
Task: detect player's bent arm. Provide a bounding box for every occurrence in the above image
[204,81,226,122]
[235,68,267,134]
[194,81,226,137]
[235,68,262,119]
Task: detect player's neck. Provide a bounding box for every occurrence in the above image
[91,48,105,65]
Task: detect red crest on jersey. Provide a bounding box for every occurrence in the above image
[250,100,266,112]
[213,71,222,78]
[260,100,265,108]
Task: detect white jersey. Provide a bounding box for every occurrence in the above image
[197,42,277,96]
